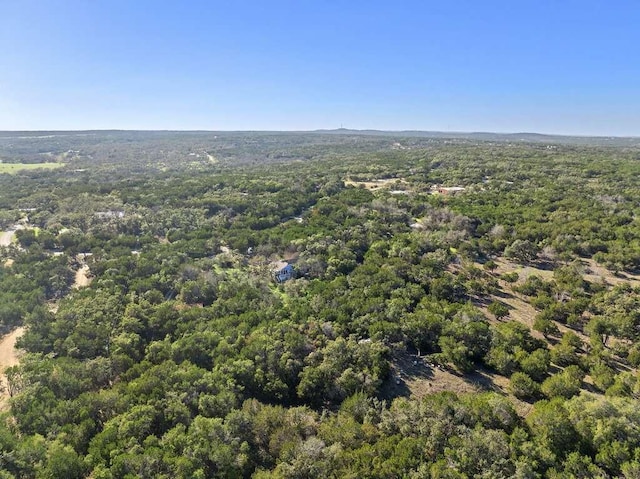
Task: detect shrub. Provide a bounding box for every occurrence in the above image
[510,372,541,400]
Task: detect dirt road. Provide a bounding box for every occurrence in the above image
[0,327,25,403]
[0,327,25,371]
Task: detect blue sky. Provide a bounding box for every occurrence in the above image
[1,1,639,135]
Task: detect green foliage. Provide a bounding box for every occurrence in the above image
[504,239,540,264]
[1,133,639,478]
[514,275,553,297]
[550,332,583,367]
[589,360,616,392]
[510,372,541,400]
[297,337,389,405]
[500,271,519,283]
[541,366,584,399]
[518,348,551,382]
[533,315,560,338]
[485,321,545,375]
[527,399,578,461]
[488,301,509,320]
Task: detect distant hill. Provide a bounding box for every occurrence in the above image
[1,129,639,153]
[313,128,640,147]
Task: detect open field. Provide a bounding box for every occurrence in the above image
[0,162,63,174]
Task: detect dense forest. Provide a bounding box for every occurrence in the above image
[0,131,640,478]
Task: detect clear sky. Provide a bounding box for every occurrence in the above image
[1,1,639,135]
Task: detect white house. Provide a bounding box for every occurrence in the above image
[272,261,295,283]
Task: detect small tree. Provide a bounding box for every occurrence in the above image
[519,348,551,382]
[533,316,560,338]
[438,335,473,372]
[488,301,509,320]
[500,271,519,283]
[483,260,498,273]
[510,372,541,400]
[541,366,583,399]
[589,361,615,392]
[504,239,539,264]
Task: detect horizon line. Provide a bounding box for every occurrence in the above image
[0,128,638,140]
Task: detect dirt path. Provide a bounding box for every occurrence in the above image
[74,264,91,288]
[0,327,25,404]
[0,327,24,370]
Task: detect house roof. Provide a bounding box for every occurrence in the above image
[271,260,290,271]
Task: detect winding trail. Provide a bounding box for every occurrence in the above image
[0,327,25,404]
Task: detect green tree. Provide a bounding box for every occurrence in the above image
[504,239,539,264]
[541,366,584,399]
[488,301,509,320]
[510,372,541,400]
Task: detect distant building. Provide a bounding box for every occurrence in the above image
[95,210,125,219]
[272,261,295,283]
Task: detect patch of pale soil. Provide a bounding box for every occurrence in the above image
[382,351,481,401]
[406,366,484,397]
[0,230,15,247]
[493,257,640,289]
[0,328,24,371]
[581,258,640,288]
[344,177,407,191]
[74,264,91,288]
[484,257,627,345]
[3,259,13,268]
[384,350,533,415]
[386,350,502,395]
[0,327,25,405]
[492,258,554,282]
[491,287,539,331]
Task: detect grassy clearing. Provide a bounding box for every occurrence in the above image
[0,162,63,174]
[383,348,534,415]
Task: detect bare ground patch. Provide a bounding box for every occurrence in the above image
[74,264,91,289]
[0,327,25,408]
[381,348,532,415]
[382,256,638,416]
[581,258,640,288]
[492,258,555,282]
[344,177,408,191]
[0,230,16,247]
